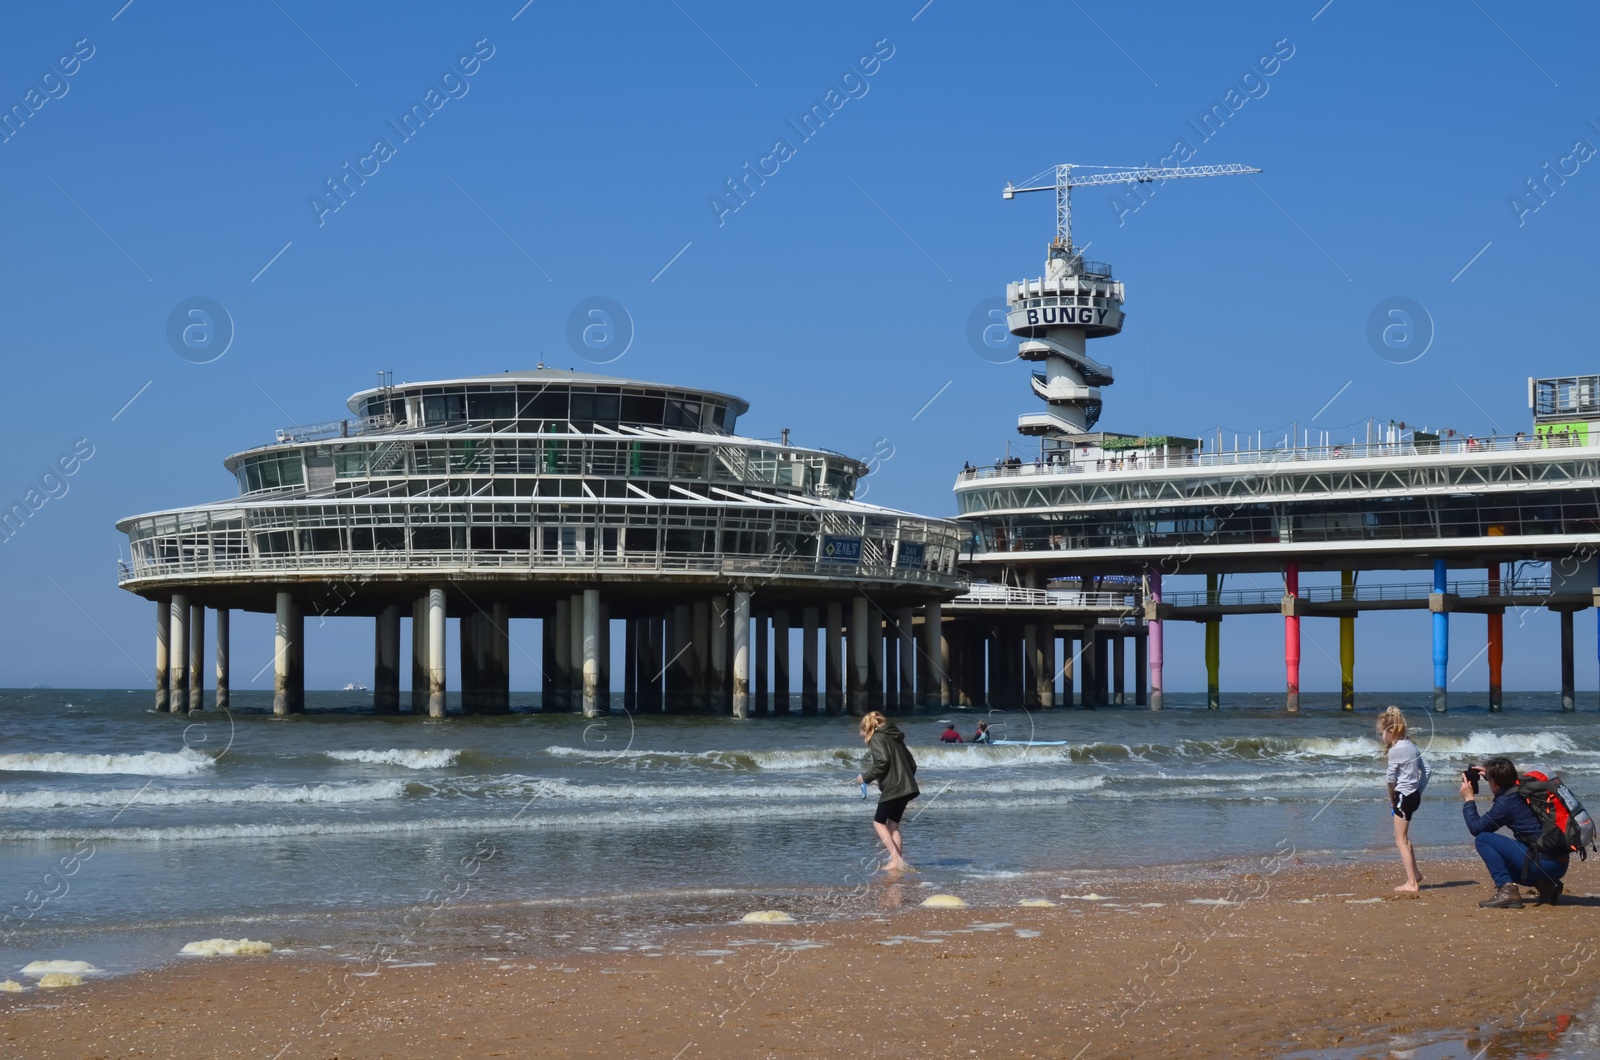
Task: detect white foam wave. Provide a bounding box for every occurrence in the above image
[325,749,460,769]
[0,748,213,776]
[0,780,408,811]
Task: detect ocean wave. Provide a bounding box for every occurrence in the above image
[0,748,214,776]
[543,745,860,771]
[0,780,409,811]
[325,749,461,769]
[0,790,1097,844]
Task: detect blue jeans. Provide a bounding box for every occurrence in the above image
[1475,832,1568,888]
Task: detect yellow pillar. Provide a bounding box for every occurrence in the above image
[1204,573,1220,710]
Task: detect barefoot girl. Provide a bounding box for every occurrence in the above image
[1378,706,1428,893]
[855,711,920,871]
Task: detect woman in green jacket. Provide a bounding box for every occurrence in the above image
[855,710,920,871]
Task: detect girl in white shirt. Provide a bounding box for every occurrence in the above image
[1378,705,1428,893]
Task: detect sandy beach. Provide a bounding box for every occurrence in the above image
[5,853,1596,1059]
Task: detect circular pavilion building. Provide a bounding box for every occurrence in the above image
[116,368,963,718]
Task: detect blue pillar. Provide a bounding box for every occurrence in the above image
[1431,558,1448,714]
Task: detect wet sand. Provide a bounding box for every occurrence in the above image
[4,854,1595,1059]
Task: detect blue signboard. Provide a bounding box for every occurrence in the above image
[896,542,925,568]
[821,535,862,562]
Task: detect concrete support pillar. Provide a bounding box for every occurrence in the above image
[1430,559,1447,714]
[582,588,602,717]
[1487,559,1504,713]
[801,605,820,714]
[895,607,915,712]
[1339,571,1355,712]
[1148,565,1164,712]
[671,603,692,713]
[850,597,869,715]
[427,587,446,718]
[1205,572,1220,711]
[867,608,884,713]
[491,602,511,713]
[214,607,230,712]
[1285,562,1302,714]
[1020,623,1039,709]
[825,601,845,715]
[624,617,639,714]
[187,603,205,712]
[1133,632,1147,707]
[732,590,751,719]
[459,612,481,713]
[270,592,289,716]
[691,599,710,713]
[154,597,171,713]
[287,599,305,713]
[1062,633,1076,707]
[1039,623,1055,708]
[1093,630,1109,706]
[413,597,430,713]
[569,593,585,711]
[553,599,572,711]
[921,603,944,709]
[374,605,401,713]
[170,593,189,715]
[772,608,791,714]
[1112,633,1126,706]
[882,614,898,707]
[1560,608,1576,713]
[644,614,665,712]
[754,614,770,715]
[710,596,729,713]
[541,615,557,710]
[1081,628,1099,709]
[598,602,611,712]
[273,592,294,716]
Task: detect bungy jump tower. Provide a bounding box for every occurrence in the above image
[950,162,1600,715]
[116,368,964,719]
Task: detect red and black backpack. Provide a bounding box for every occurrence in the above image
[1517,771,1598,861]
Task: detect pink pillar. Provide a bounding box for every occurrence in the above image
[1147,565,1164,711]
[1284,562,1301,713]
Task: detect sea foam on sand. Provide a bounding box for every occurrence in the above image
[0,980,24,992]
[920,894,969,909]
[21,960,101,977]
[38,973,84,988]
[741,911,795,923]
[180,938,273,956]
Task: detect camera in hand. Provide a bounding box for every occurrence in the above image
[1463,765,1483,795]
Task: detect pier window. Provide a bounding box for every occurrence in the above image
[238,452,305,494]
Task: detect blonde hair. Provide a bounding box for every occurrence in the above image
[1376,706,1407,745]
[859,711,888,742]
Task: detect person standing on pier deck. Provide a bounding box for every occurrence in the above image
[1378,706,1428,894]
[856,711,919,872]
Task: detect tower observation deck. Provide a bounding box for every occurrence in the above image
[1000,163,1259,447]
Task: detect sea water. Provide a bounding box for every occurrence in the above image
[3,688,1597,975]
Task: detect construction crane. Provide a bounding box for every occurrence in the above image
[1002,162,1261,257]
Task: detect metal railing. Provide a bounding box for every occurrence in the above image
[274,415,394,444]
[1162,576,1557,609]
[117,548,961,588]
[956,431,1594,484]
[949,583,1137,610]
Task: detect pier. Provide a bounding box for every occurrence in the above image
[116,369,964,718]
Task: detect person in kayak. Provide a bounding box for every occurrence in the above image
[856,710,920,871]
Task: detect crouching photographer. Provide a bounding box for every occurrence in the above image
[1460,756,1568,909]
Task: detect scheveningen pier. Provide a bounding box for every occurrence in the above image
[115,166,1600,720]
[115,369,963,718]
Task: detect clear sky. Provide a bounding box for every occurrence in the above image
[1,0,1597,697]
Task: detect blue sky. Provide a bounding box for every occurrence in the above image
[1,0,1597,697]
